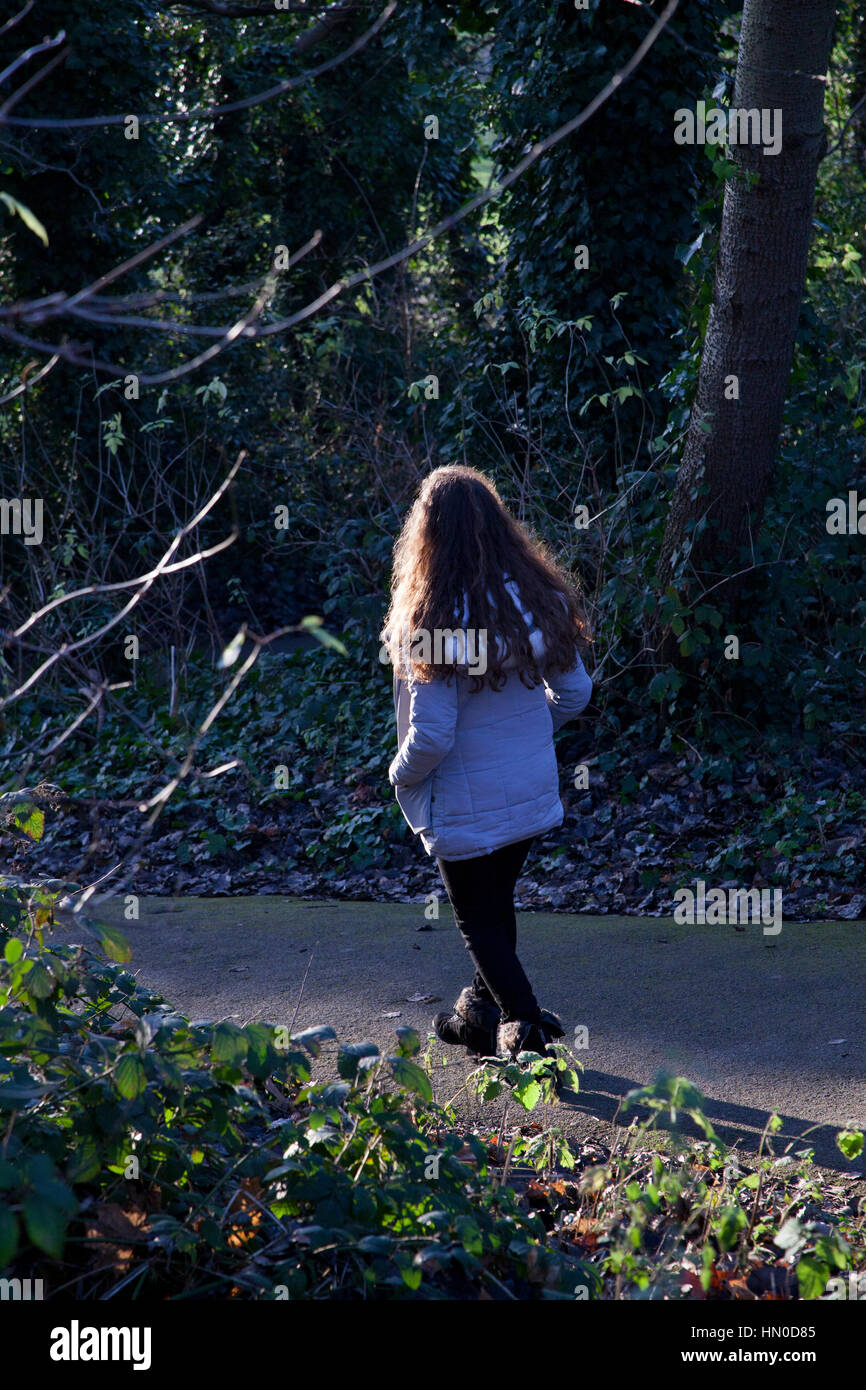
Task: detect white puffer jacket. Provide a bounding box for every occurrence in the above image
[387,585,592,861]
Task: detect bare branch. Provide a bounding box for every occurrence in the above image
[9,456,244,641]
[68,616,320,915]
[0,1,37,40]
[2,1,395,130]
[293,0,359,56]
[1,453,245,708]
[42,682,114,757]
[0,271,273,384]
[0,0,680,385]
[62,216,205,310]
[0,44,68,122]
[0,351,59,405]
[253,0,682,339]
[57,229,322,337]
[0,30,65,90]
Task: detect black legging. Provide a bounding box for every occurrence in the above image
[435,836,540,1024]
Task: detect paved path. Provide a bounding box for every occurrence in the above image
[97,896,866,1170]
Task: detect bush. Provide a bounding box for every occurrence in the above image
[0,883,594,1300]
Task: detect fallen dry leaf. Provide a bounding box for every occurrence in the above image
[85,1203,149,1276]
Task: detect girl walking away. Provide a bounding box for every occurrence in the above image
[381,465,593,1063]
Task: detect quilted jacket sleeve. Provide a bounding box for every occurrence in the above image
[544,654,593,732]
[388,675,459,788]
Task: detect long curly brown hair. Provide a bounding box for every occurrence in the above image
[381,465,589,690]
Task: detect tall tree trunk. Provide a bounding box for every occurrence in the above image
[656,0,837,613]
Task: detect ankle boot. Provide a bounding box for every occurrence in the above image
[496,1009,564,1060]
[434,986,500,1056]
[539,1008,565,1039]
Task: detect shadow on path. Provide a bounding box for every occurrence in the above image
[95,894,866,1171]
[567,1069,847,1170]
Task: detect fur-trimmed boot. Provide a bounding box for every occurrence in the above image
[434,987,500,1056]
[496,1009,565,1060]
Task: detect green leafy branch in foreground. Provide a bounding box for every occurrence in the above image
[0,882,595,1300]
[1,880,863,1300]
[467,1057,864,1301]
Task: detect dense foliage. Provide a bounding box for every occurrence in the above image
[2,1,864,761]
[1,878,862,1300]
[1,0,865,1306]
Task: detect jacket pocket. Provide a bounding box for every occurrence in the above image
[395,774,433,833]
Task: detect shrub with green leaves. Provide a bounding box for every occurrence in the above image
[0,884,595,1299]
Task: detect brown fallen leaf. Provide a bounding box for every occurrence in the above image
[85,1203,149,1276]
[568,1216,605,1249]
[727,1276,759,1300]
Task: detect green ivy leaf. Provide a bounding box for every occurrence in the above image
[796,1255,829,1300]
[648,672,669,702]
[211,1022,248,1065]
[22,1194,67,1259]
[292,1025,337,1057]
[394,1249,422,1290]
[14,805,44,841]
[513,1077,542,1112]
[115,1053,148,1100]
[338,1041,380,1081]
[0,1080,56,1108]
[66,1141,101,1185]
[26,962,55,999]
[388,1055,432,1103]
[837,1130,864,1160]
[88,922,133,964]
[394,1026,420,1057]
